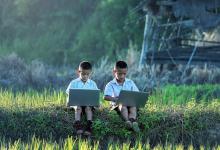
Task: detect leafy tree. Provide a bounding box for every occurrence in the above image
[0,0,144,65]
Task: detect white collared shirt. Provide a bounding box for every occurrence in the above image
[104,78,139,98]
[66,78,98,94]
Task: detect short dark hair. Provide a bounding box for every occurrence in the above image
[115,61,128,69]
[79,61,92,70]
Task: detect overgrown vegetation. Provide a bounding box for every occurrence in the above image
[0,85,219,148]
[0,53,69,91]
[1,53,220,92]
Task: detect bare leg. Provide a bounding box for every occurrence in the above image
[85,106,92,121]
[128,106,137,120]
[73,106,83,134]
[74,106,82,121]
[119,105,129,121]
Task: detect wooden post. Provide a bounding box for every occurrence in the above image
[139,15,153,69]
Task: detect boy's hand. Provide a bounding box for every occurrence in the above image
[112,97,118,103]
[104,95,119,103]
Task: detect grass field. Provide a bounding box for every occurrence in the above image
[0,84,220,149]
[1,136,220,150]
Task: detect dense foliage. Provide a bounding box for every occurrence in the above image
[0,0,144,65]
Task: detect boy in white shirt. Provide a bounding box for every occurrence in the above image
[66,61,98,135]
[104,61,140,132]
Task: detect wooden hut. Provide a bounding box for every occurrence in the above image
[139,0,220,68]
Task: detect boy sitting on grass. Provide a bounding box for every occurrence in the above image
[66,61,98,135]
[104,60,140,132]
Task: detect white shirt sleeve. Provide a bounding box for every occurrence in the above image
[104,82,114,96]
[66,83,71,94]
[93,81,99,90]
[66,80,75,94]
[131,80,139,92]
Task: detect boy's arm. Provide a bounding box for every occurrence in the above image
[93,82,99,90]
[66,84,70,94]
[132,81,139,92]
[103,82,118,102]
[66,80,74,94]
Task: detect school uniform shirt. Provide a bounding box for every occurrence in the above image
[66,78,98,94]
[104,78,139,106]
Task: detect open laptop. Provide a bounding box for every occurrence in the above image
[117,90,148,107]
[67,89,100,107]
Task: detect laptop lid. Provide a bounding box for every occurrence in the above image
[117,90,148,107]
[67,89,100,106]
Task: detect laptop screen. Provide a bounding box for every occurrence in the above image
[67,89,100,106]
[118,90,148,107]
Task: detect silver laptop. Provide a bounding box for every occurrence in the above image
[67,89,100,107]
[117,90,148,107]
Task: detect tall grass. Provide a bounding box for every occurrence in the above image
[0,89,66,109]
[1,137,123,150]
[0,136,219,150]
[1,84,219,109]
[149,84,220,105]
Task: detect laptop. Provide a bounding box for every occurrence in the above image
[117,90,148,107]
[67,89,100,107]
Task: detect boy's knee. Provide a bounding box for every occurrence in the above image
[129,106,137,112]
[121,106,128,112]
[85,106,92,112]
[76,106,82,113]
